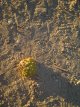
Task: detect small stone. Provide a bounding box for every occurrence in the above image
[77,80,80,85]
[8,19,12,24]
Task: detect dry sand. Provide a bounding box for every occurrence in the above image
[0,0,80,107]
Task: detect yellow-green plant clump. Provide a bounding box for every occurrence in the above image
[18,57,37,77]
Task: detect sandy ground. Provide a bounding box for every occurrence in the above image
[0,0,80,107]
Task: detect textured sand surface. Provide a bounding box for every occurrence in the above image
[0,0,80,107]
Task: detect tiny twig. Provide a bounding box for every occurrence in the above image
[53,64,71,74]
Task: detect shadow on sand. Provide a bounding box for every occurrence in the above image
[36,62,80,106]
[0,62,80,106]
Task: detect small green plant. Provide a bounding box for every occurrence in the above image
[18,57,37,78]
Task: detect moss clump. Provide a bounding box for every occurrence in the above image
[18,57,37,78]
